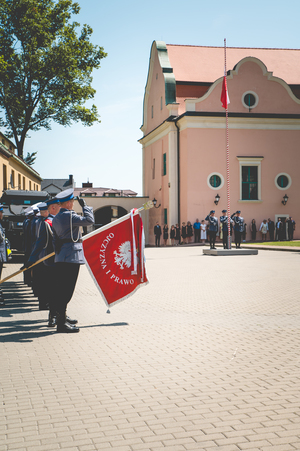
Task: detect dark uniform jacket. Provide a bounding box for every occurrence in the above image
[205,215,218,232]
[231,215,244,232]
[28,215,55,266]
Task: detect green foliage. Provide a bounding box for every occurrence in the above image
[24,151,38,166]
[0,0,107,158]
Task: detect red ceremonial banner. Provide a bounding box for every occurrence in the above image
[82,210,148,308]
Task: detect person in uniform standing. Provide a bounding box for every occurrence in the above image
[0,204,7,306]
[27,203,51,309]
[25,199,61,325]
[231,211,244,248]
[205,210,218,249]
[220,210,230,249]
[52,189,94,333]
[23,207,35,286]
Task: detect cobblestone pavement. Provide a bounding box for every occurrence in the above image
[1,247,300,451]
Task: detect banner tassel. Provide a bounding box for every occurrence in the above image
[106,309,111,314]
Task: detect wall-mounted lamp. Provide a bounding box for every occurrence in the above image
[214,194,220,205]
[152,198,161,209]
[281,194,289,206]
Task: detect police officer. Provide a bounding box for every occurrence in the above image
[24,203,51,314]
[30,204,41,296]
[23,207,34,286]
[0,204,7,306]
[231,210,244,248]
[205,210,218,249]
[220,210,229,249]
[52,189,94,333]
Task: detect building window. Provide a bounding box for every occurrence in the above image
[163,153,167,176]
[242,166,258,200]
[18,173,21,189]
[11,170,15,188]
[22,176,25,190]
[209,174,221,188]
[152,158,155,179]
[207,172,224,190]
[160,97,163,110]
[237,157,263,201]
[164,208,167,225]
[275,173,291,190]
[151,105,153,119]
[29,181,32,190]
[3,165,7,190]
[242,91,258,110]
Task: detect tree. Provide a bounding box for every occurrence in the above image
[0,0,107,159]
[24,151,38,166]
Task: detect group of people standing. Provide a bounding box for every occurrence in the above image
[250,217,296,241]
[9,188,94,333]
[154,209,245,249]
[154,210,296,248]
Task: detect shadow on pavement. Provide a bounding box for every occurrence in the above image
[0,280,54,342]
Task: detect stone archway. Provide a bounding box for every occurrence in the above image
[94,205,128,229]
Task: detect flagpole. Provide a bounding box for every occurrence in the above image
[224,38,231,250]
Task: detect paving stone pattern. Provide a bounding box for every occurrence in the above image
[1,247,300,451]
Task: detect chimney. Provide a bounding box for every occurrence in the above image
[68,174,74,186]
[82,182,93,188]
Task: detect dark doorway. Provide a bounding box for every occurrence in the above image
[94,206,128,229]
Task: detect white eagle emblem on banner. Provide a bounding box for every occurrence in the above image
[114,241,131,269]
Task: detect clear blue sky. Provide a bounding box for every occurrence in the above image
[26,0,299,195]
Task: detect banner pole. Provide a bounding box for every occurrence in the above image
[0,252,55,285]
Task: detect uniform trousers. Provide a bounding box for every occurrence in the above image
[222,230,228,249]
[235,230,242,247]
[209,231,217,248]
[24,253,32,286]
[54,262,80,325]
[41,264,57,316]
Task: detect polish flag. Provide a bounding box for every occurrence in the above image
[82,209,148,308]
[221,74,230,109]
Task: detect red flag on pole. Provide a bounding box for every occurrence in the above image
[82,209,148,308]
[220,74,230,109]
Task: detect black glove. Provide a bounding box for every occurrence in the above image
[77,197,86,208]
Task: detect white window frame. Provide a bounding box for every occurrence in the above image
[237,157,263,202]
[242,91,259,110]
[207,172,224,190]
[275,172,292,190]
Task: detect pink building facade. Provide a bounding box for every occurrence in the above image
[140,42,300,244]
